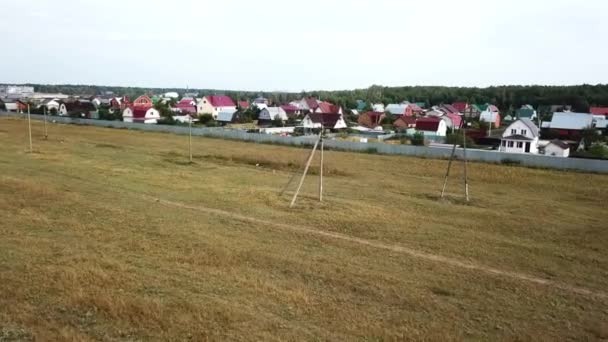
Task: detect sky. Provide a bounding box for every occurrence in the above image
[1,0,607,92]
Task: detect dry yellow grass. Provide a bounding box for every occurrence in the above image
[1,117,607,340]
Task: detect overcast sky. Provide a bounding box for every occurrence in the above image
[1,0,606,92]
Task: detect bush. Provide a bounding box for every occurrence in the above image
[446,132,475,146]
[197,114,214,126]
[411,132,425,146]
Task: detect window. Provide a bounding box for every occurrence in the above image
[511,129,516,134]
[501,140,506,147]
[517,142,523,148]
[508,141,514,148]
[521,129,527,135]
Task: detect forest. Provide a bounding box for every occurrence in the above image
[10,83,608,114]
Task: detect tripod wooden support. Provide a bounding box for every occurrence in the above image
[440,126,470,202]
[283,131,324,208]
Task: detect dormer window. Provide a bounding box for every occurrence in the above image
[521,129,527,135]
[511,129,516,134]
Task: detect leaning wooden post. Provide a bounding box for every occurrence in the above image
[319,129,324,202]
[463,125,470,202]
[43,106,48,140]
[27,104,33,153]
[290,132,321,208]
[440,141,457,199]
[188,115,193,163]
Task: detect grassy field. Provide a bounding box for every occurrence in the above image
[1,117,607,341]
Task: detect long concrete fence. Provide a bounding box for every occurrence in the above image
[2,112,608,173]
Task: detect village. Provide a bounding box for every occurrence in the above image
[2,85,607,160]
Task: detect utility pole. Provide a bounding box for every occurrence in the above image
[27,104,33,152]
[290,132,322,208]
[463,122,470,202]
[188,115,193,163]
[318,128,324,202]
[43,105,48,139]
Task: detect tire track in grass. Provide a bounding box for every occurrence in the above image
[143,195,608,300]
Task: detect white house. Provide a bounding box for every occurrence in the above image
[541,140,570,157]
[372,103,385,112]
[41,99,60,112]
[479,105,501,128]
[499,118,539,154]
[415,117,447,137]
[385,103,408,115]
[123,106,161,124]
[258,107,288,123]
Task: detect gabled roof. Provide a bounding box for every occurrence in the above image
[385,103,407,115]
[408,103,423,112]
[306,113,342,127]
[394,116,417,127]
[317,101,341,114]
[590,107,608,116]
[519,118,540,137]
[132,106,154,118]
[205,95,236,107]
[550,112,594,130]
[440,104,460,115]
[445,112,462,128]
[217,111,238,122]
[280,104,299,112]
[305,97,320,110]
[415,117,441,131]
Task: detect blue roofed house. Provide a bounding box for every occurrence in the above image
[516,105,537,120]
[548,112,594,138]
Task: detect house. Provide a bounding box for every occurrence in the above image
[299,97,320,112]
[302,113,347,130]
[1,99,28,113]
[164,92,179,99]
[499,118,539,154]
[516,105,537,120]
[280,104,301,117]
[173,98,197,114]
[406,103,424,116]
[372,103,385,112]
[58,100,98,118]
[540,140,570,157]
[452,102,469,113]
[548,112,594,137]
[132,95,153,107]
[358,112,385,129]
[217,110,241,124]
[122,106,160,124]
[462,104,484,118]
[385,103,408,116]
[479,105,501,128]
[590,107,608,118]
[315,101,342,115]
[110,96,131,112]
[393,116,417,129]
[197,95,236,119]
[440,104,460,116]
[253,97,269,105]
[415,117,447,137]
[258,107,288,124]
[355,100,367,111]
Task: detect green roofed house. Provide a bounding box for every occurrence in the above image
[516,105,537,120]
[356,100,367,111]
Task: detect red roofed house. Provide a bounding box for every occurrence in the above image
[393,116,417,129]
[299,96,321,112]
[315,101,343,115]
[406,103,424,116]
[122,106,160,124]
[415,117,448,136]
[358,111,385,129]
[173,98,197,114]
[132,95,153,107]
[452,102,469,113]
[110,96,131,113]
[280,104,302,117]
[197,95,236,119]
[590,107,608,117]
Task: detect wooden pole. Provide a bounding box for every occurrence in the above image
[319,132,324,202]
[290,133,321,208]
[27,104,33,153]
[43,106,48,139]
[463,126,470,202]
[188,115,193,163]
[440,141,458,199]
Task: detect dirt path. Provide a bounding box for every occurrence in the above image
[143,195,608,300]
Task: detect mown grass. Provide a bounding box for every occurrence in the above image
[0,117,607,340]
